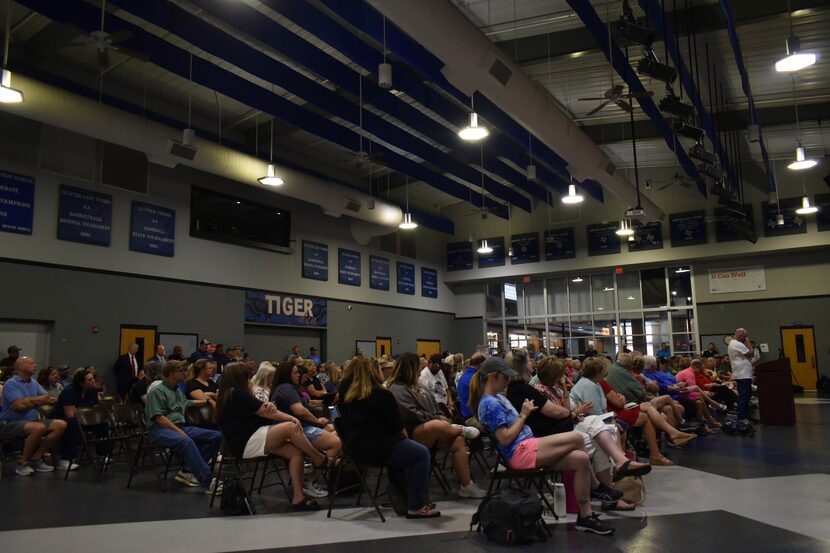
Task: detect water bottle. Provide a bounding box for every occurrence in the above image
[553,482,566,518]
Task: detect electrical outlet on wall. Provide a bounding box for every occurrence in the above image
[644,179,652,190]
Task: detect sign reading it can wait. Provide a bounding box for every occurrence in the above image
[708,266,766,294]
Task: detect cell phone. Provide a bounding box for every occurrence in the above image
[624,402,638,410]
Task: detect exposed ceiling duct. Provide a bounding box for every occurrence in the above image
[366,0,664,221]
[0,74,403,239]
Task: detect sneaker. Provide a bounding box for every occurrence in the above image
[175,470,201,487]
[31,460,55,473]
[575,512,615,535]
[15,463,34,476]
[303,479,328,498]
[205,477,223,496]
[590,483,623,502]
[100,455,114,465]
[58,459,80,471]
[458,481,487,499]
[453,424,480,440]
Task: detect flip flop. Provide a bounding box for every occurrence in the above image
[601,500,636,511]
[612,460,652,482]
[291,498,320,511]
[406,506,441,519]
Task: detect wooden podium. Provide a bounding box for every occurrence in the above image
[755,358,796,425]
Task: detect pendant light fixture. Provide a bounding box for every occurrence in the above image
[507,203,514,258]
[378,16,392,89]
[787,77,816,171]
[476,145,491,254]
[775,5,816,73]
[258,118,284,186]
[526,133,537,181]
[477,238,493,255]
[399,176,417,229]
[561,181,584,204]
[458,96,489,141]
[1,0,23,103]
[795,172,819,215]
[615,219,634,237]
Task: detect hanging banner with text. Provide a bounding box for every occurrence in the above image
[446,242,473,271]
[421,267,438,298]
[708,266,766,294]
[510,232,539,264]
[670,210,707,247]
[587,223,621,256]
[57,184,112,247]
[302,240,328,281]
[397,261,415,295]
[369,255,390,290]
[0,170,35,235]
[545,228,576,260]
[245,290,327,327]
[628,221,663,252]
[130,201,175,257]
[338,248,361,286]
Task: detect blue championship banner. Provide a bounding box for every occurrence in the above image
[57,184,112,246]
[245,290,327,327]
[338,248,361,286]
[628,221,663,252]
[544,228,576,260]
[370,255,390,290]
[130,201,175,257]
[446,241,473,271]
[421,267,438,298]
[302,240,328,281]
[397,261,415,295]
[0,170,35,235]
[669,210,707,246]
[510,232,539,264]
[587,223,621,256]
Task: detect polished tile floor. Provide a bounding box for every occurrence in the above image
[1,397,829,553]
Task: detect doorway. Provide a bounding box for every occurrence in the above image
[781,326,818,390]
[376,337,392,358]
[416,339,441,359]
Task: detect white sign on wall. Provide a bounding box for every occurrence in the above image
[708,266,766,294]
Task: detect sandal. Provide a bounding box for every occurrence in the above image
[291,498,320,511]
[406,506,441,519]
[314,455,341,471]
[601,499,636,511]
[612,460,652,482]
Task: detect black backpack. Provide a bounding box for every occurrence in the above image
[220,476,256,516]
[470,489,549,544]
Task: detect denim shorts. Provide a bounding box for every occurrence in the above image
[302,424,324,444]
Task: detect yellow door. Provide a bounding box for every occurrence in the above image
[781,327,818,390]
[119,325,157,367]
[416,339,441,359]
[376,337,392,358]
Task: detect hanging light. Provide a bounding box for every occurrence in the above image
[615,219,634,236]
[399,176,418,229]
[477,238,493,254]
[675,267,690,273]
[795,195,819,215]
[378,17,392,89]
[258,119,285,186]
[459,112,489,141]
[787,143,817,170]
[775,36,816,73]
[561,183,584,204]
[776,212,785,226]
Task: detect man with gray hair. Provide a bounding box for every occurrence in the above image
[728,328,755,430]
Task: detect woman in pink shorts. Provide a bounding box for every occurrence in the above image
[469,357,614,536]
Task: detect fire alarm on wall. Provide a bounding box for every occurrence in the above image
[91,326,99,334]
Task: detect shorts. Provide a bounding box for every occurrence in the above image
[242,425,270,459]
[303,424,324,444]
[0,420,29,440]
[615,407,640,426]
[508,438,540,470]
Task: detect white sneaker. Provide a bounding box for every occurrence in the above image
[58,459,80,471]
[15,463,34,476]
[31,460,55,473]
[303,479,328,498]
[205,477,223,496]
[175,470,201,487]
[459,481,487,499]
[453,424,480,440]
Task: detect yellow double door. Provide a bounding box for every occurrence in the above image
[781,326,818,390]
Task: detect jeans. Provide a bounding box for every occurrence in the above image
[736,378,752,421]
[149,424,221,488]
[387,438,430,511]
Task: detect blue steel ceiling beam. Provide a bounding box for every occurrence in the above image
[566,0,707,198]
[312,0,605,203]
[637,0,736,193]
[19,0,508,219]
[182,0,550,206]
[100,0,530,212]
[718,0,776,193]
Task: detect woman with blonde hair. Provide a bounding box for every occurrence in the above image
[339,357,438,519]
[251,362,277,403]
[386,352,486,499]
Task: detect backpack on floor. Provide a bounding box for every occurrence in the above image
[614,475,646,506]
[470,489,549,544]
[220,476,256,515]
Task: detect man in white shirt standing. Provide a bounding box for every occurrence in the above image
[420,353,454,415]
[728,328,755,429]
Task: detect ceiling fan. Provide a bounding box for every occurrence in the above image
[578,84,653,116]
[657,173,696,191]
[63,0,148,68]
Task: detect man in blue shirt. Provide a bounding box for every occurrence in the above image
[456,352,486,424]
[655,342,671,360]
[188,339,214,363]
[307,346,321,367]
[0,356,67,476]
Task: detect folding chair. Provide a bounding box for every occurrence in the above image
[327,417,387,522]
[69,406,134,482]
[122,405,175,490]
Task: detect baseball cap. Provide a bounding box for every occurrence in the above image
[57,364,70,373]
[8,345,21,353]
[199,339,211,345]
[310,346,318,351]
[479,357,518,379]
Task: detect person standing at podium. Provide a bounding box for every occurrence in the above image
[728,328,754,430]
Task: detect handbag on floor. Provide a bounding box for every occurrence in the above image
[220,476,256,515]
[614,475,646,506]
[470,489,549,544]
